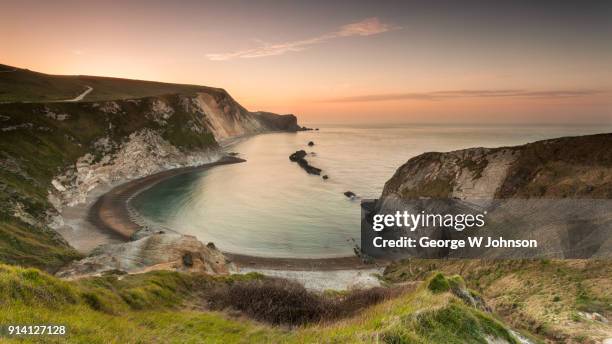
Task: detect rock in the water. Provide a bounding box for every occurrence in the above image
[297,158,322,175]
[56,233,234,278]
[289,150,322,175]
[289,150,307,161]
[344,191,356,198]
[308,141,315,146]
[322,175,329,180]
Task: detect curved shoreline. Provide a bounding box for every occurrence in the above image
[87,155,378,271]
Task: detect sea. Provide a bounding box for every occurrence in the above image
[130,123,611,258]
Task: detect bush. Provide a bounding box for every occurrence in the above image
[208,278,326,325]
[427,273,450,293]
[207,278,397,326]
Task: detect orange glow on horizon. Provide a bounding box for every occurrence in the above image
[2,1,610,124]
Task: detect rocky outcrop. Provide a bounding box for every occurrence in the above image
[382,134,612,200]
[49,129,221,210]
[184,91,301,141]
[344,191,357,198]
[44,92,301,210]
[289,150,308,162]
[0,83,303,271]
[377,134,612,259]
[56,233,234,279]
[289,150,322,175]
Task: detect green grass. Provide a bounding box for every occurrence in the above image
[0,264,524,343]
[0,94,219,271]
[427,272,450,293]
[384,259,612,343]
[0,219,81,269]
[0,64,224,103]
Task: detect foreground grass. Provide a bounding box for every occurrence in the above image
[385,259,612,343]
[0,264,523,343]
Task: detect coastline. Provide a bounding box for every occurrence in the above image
[85,154,375,271]
[87,155,247,240]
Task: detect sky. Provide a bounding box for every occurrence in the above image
[2,0,611,124]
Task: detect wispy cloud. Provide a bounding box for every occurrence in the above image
[321,89,604,102]
[206,17,398,61]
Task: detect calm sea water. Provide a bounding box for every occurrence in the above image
[131,124,611,258]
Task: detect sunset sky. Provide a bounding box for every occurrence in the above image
[2,0,611,124]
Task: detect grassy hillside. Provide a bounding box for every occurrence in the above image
[385,259,612,343]
[0,63,299,272]
[0,64,221,103]
[496,134,612,198]
[0,264,524,343]
[0,95,217,270]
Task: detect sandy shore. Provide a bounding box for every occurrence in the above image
[82,155,379,271]
[87,156,247,240]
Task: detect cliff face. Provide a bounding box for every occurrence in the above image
[187,91,300,141]
[382,134,612,200]
[377,133,612,259]
[0,87,300,271]
[56,233,235,279]
[41,91,299,209]
[381,135,612,342]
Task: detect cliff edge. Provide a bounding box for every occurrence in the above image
[382,133,612,200]
[0,64,302,271]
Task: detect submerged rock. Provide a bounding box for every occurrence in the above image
[322,175,329,180]
[344,191,357,198]
[297,159,321,175]
[289,150,307,161]
[308,141,315,146]
[289,150,322,175]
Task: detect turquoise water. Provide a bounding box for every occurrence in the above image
[131,124,612,258]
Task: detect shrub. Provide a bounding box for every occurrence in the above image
[427,273,450,293]
[207,278,398,326]
[208,278,326,325]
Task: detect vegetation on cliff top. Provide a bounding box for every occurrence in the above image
[0,264,522,343]
[382,134,612,199]
[0,63,222,103]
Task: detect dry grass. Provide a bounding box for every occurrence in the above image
[384,259,612,343]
